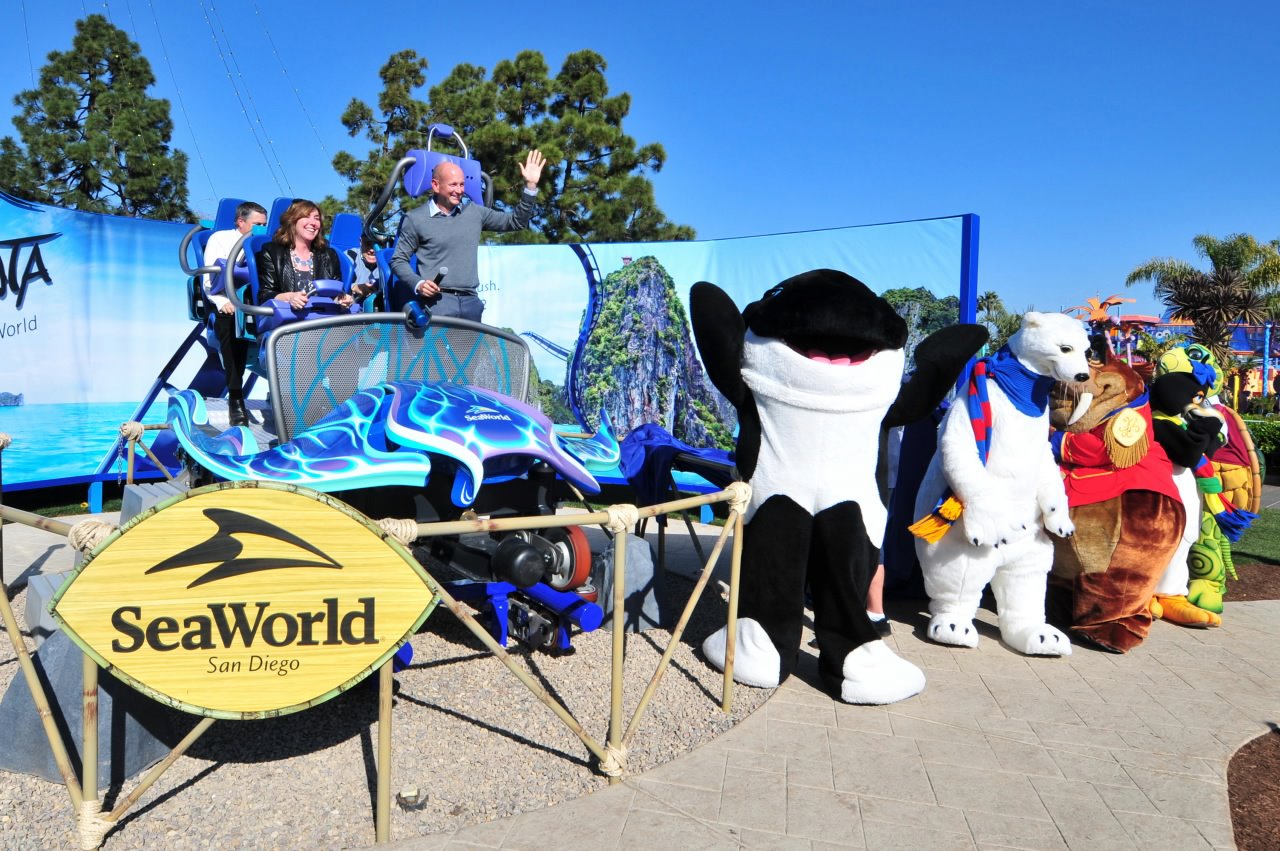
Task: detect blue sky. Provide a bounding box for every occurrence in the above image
[4,0,1279,318]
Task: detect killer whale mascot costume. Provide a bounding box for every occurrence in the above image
[691,270,988,704]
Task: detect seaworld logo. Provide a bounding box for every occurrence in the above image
[144,508,342,588]
[110,508,372,653]
[0,233,59,311]
[465,404,512,423]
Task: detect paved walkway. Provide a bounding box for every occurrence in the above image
[395,596,1280,850]
[390,483,1280,849]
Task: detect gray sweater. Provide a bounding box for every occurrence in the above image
[390,189,537,291]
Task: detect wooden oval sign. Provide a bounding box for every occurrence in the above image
[51,481,438,719]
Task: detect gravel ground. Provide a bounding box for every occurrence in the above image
[0,546,773,849]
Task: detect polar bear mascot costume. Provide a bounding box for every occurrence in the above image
[913,312,1090,655]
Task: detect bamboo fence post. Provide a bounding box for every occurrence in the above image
[376,660,393,843]
[0,504,75,537]
[722,506,745,712]
[607,522,628,785]
[137,440,175,482]
[126,435,136,485]
[622,518,734,747]
[0,573,83,809]
[400,572,611,766]
[107,717,215,822]
[82,654,99,804]
[0,437,84,812]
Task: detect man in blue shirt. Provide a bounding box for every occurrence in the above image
[390,150,546,322]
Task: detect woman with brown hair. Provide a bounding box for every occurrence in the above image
[255,199,355,309]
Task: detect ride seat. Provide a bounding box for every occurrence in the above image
[381,124,494,311]
[187,197,250,323]
[329,212,363,285]
[402,148,484,207]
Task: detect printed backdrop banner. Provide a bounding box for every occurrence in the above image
[0,193,196,489]
[478,217,969,390]
[0,192,972,489]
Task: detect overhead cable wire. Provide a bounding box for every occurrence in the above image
[207,0,293,195]
[251,0,329,159]
[145,0,217,202]
[19,0,36,87]
[195,0,286,194]
[122,0,142,43]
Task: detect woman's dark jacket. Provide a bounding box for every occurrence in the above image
[255,242,344,304]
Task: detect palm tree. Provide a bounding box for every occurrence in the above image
[1141,267,1264,365]
[977,291,1004,317]
[1126,233,1278,364]
[975,291,1020,351]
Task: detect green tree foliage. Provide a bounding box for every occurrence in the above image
[986,308,1025,352]
[0,15,190,220]
[1126,236,1270,365]
[1133,330,1188,365]
[880,287,960,336]
[1126,234,1276,364]
[331,49,693,244]
[977,291,1004,317]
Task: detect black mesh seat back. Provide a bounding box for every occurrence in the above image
[265,314,532,442]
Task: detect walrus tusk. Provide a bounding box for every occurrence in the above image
[1066,392,1093,426]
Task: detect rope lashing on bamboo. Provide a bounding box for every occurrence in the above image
[78,799,114,850]
[0,432,11,451]
[604,504,640,534]
[118,421,145,442]
[377,517,419,546]
[598,743,628,777]
[724,481,751,516]
[68,520,117,554]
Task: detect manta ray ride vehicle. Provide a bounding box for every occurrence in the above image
[172,132,621,654]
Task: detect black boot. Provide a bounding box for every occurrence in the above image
[229,399,249,427]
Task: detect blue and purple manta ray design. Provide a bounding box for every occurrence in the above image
[167,381,612,506]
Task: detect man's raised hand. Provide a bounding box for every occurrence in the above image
[520,150,546,189]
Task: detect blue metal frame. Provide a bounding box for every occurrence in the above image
[958,213,980,325]
[565,243,604,428]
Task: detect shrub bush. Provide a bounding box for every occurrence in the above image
[1244,417,1280,457]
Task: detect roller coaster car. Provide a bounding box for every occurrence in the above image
[167,309,618,653]
[170,283,617,655]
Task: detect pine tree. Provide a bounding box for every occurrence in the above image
[0,15,190,220]
[330,49,692,244]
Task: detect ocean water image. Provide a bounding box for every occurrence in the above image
[0,401,167,486]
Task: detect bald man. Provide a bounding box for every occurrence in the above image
[389,150,545,322]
